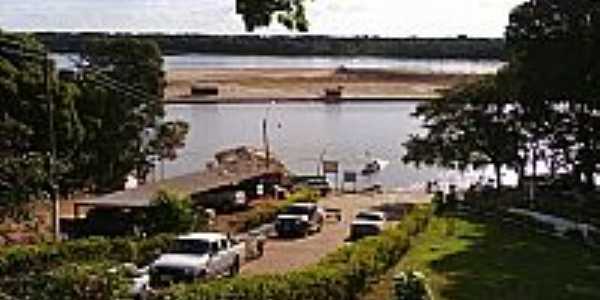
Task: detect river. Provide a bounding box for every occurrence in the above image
[163,102,469,191]
[53,54,504,74]
[52,54,503,190]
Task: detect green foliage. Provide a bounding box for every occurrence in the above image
[393,215,600,300]
[154,206,433,300]
[405,1,600,191]
[1,32,191,220]
[236,0,310,32]
[143,189,199,235]
[1,262,130,300]
[0,233,174,278]
[394,271,431,300]
[505,0,600,190]
[285,187,320,203]
[0,32,84,218]
[74,37,183,191]
[403,73,523,188]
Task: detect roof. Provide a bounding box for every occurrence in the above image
[75,146,286,209]
[177,232,226,242]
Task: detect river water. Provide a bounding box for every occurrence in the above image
[53,54,504,74]
[164,102,464,191]
[162,55,503,74]
[52,54,503,190]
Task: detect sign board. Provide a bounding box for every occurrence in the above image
[256,184,264,196]
[343,171,357,183]
[322,161,339,174]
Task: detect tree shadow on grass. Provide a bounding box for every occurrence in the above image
[426,215,600,300]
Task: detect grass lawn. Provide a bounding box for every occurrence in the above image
[363,214,600,300]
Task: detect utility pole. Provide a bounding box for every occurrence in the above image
[44,51,60,241]
[262,117,270,169]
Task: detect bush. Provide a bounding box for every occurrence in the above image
[154,205,433,300]
[394,271,432,300]
[143,189,201,235]
[286,187,320,203]
[0,262,130,300]
[0,233,174,278]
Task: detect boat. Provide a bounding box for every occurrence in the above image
[361,160,381,176]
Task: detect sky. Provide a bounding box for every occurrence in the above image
[0,0,526,37]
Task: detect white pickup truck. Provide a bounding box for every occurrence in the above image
[149,233,244,287]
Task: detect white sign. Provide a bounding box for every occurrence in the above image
[256,184,264,196]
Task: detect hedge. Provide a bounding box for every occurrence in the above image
[155,205,432,300]
[0,262,130,300]
[0,188,325,278]
[0,233,174,278]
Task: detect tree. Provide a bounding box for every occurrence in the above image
[73,38,188,191]
[0,33,190,221]
[236,0,310,32]
[506,0,600,190]
[142,189,200,235]
[0,32,84,220]
[403,74,523,188]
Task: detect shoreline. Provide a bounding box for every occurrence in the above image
[164,96,439,105]
[165,67,477,102]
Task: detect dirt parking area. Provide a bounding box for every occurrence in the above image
[241,192,429,276]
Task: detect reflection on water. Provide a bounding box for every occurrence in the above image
[163,55,504,74]
[53,54,504,74]
[163,102,444,190]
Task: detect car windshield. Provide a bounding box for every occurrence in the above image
[284,205,312,215]
[356,213,384,221]
[169,239,210,255]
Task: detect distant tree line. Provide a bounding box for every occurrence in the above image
[404,0,600,191]
[35,33,505,59]
[0,31,189,220]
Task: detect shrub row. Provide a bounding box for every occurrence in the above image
[0,262,130,300]
[154,205,432,300]
[0,233,174,277]
[0,188,322,277]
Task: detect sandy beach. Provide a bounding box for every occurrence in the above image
[165,68,480,102]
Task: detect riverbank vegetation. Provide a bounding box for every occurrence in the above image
[37,32,505,59]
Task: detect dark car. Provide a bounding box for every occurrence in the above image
[275,203,324,237]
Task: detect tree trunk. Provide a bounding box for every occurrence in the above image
[494,163,502,190]
[517,160,526,188]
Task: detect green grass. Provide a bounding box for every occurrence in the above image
[363,214,600,300]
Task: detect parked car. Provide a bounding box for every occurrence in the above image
[149,233,244,288]
[275,202,325,237]
[350,211,386,240]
